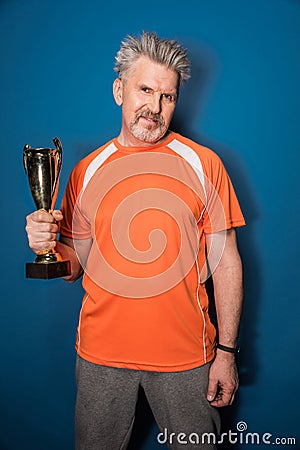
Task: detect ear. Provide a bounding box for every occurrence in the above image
[113,78,123,106]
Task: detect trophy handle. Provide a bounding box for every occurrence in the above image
[23,144,31,174]
[51,137,63,202]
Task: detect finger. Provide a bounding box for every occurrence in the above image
[27,210,55,224]
[207,378,218,402]
[26,223,59,254]
[28,231,58,242]
[26,220,59,232]
[29,240,57,253]
[225,374,239,406]
[228,383,239,405]
[28,234,57,252]
[210,390,232,407]
[210,381,238,407]
[51,210,63,222]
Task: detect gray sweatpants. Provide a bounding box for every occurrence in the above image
[75,356,220,450]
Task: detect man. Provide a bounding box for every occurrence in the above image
[25,32,245,449]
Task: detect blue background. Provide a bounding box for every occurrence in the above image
[1,0,299,448]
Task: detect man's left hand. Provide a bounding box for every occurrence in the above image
[206,352,239,407]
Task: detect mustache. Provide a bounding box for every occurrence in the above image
[134,109,165,126]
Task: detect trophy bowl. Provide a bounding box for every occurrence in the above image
[23,137,71,279]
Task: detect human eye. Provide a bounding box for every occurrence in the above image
[162,93,176,103]
[141,86,151,93]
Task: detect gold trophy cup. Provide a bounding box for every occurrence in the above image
[23,137,71,279]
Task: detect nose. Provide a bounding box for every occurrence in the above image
[148,93,162,114]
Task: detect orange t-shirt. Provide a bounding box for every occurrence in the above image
[60,132,245,371]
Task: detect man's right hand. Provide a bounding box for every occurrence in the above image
[25,209,64,254]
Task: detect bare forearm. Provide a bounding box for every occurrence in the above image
[55,240,83,283]
[207,248,242,406]
[212,259,243,347]
[212,237,243,347]
[206,228,243,406]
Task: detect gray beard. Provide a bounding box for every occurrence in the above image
[130,109,167,143]
[130,124,163,143]
[130,120,167,143]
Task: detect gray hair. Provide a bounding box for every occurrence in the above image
[114,31,191,88]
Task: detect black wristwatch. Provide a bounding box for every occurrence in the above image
[216,343,240,354]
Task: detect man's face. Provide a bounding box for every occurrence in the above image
[113,56,179,146]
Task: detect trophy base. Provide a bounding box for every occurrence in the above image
[26,260,71,279]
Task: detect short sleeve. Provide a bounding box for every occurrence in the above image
[60,165,92,240]
[202,153,246,234]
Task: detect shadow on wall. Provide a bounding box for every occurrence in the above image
[172,41,262,447]
[126,41,262,450]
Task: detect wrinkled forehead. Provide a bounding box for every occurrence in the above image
[124,55,179,91]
